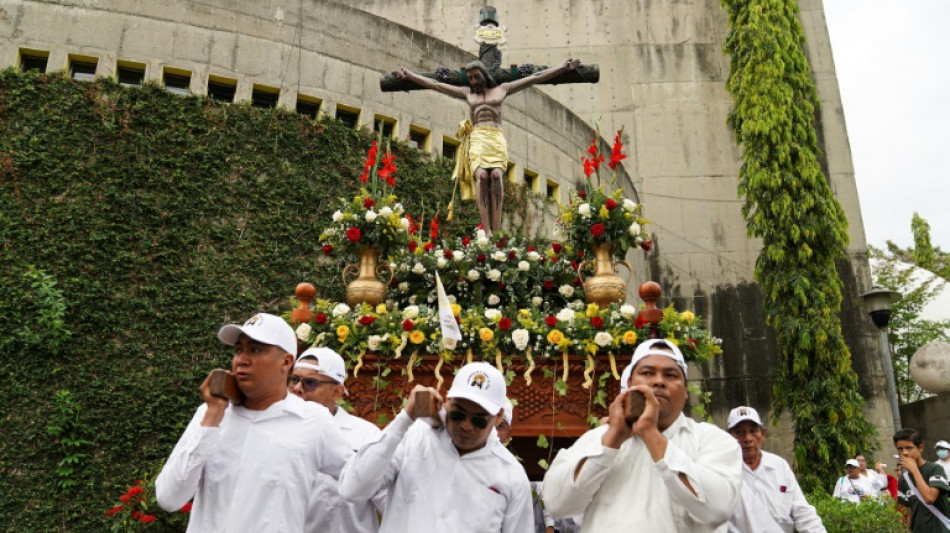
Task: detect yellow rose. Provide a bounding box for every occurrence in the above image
[451,304,461,317]
[623,330,638,345]
[586,303,600,317]
[599,205,610,218]
[547,329,564,345]
[518,309,532,319]
[679,311,695,324]
[376,303,388,314]
[409,330,426,344]
[479,328,494,342]
[336,325,350,341]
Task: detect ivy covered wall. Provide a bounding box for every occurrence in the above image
[0,70,479,531]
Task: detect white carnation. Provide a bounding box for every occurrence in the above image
[578,203,591,218]
[365,210,378,222]
[488,268,502,281]
[518,261,530,272]
[628,222,641,236]
[623,199,638,211]
[402,305,420,319]
[295,323,312,341]
[620,304,637,318]
[379,206,393,217]
[332,303,351,317]
[400,217,410,229]
[512,329,530,351]
[594,331,613,347]
[559,285,574,298]
[332,210,344,222]
[477,236,490,246]
[556,308,575,322]
[468,269,480,281]
[412,262,425,274]
[488,294,500,306]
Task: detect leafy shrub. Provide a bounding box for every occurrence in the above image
[809,492,906,533]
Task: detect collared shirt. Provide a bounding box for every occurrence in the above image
[541,413,742,532]
[155,394,352,533]
[727,451,826,533]
[338,410,534,533]
[306,407,385,533]
[832,474,876,503]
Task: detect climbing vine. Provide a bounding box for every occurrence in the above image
[720,0,877,490]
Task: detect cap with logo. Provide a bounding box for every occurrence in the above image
[936,440,950,450]
[447,362,507,416]
[727,406,764,430]
[295,347,348,393]
[845,458,860,468]
[619,339,689,387]
[218,313,297,357]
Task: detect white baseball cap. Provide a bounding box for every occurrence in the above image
[620,339,689,383]
[296,347,348,390]
[218,313,297,356]
[502,398,514,426]
[447,362,507,416]
[845,459,860,468]
[727,406,764,430]
[936,440,950,450]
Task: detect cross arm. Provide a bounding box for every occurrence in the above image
[380,64,599,92]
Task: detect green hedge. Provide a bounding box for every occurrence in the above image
[0,69,482,531]
[809,492,906,533]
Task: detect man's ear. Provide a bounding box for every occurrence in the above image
[761,427,768,439]
[280,352,295,372]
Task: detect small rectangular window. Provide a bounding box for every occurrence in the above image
[546,179,561,203]
[373,114,396,138]
[296,94,321,118]
[207,76,237,102]
[443,137,460,160]
[252,85,279,108]
[524,169,539,192]
[336,105,360,128]
[19,49,49,73]
[116,61,146,86]
[506,162,517,183]
[163,68,191,95]
[408,126,430,150]
[68,58,98,82]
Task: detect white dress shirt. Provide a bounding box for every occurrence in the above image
[542,413,742,532]
[832,474,877,503]
[156,394,352,533]
[305,407,385,533]
[727,451,826,533]
[338,410,534,533]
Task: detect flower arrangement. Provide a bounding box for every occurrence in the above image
[319,139,410,258]
[104,477,191,531]
[557,129,652,259]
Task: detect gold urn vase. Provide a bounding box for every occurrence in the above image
[343,248,393,307]
[578,242,632,306]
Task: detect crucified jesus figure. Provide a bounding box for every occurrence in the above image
[394,58,581,233]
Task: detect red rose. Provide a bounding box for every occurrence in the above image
[408,240,417,253]
[358,315,376,326]
[424,242,435,252]
[345,227,361,242]
[605,198,618,210]
[527,246,536,252]
[590,316,604,329]
[315,313,328,325]
[573,277,583,286]
[498,317,512,330]
[497,282,506,290]
[570,260,579,271]
[543,280,554,290]
[591,223,606,237]
[508,251,516,260]
[578,190,587,199]
[686,338,698,350]
[635,317,647,328]
[641,239,653,252]
[322,244,333,255]
[180,502,193,513]
[476,254,487,263]
[552,242,562,254]
[363,197,376,209]
[402,319,414,331]
[444,249,453,259]
[544,316,558,328]
[462,235,471,247]
[140,515,157,524]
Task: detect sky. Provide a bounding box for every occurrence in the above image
[822,0,950,251]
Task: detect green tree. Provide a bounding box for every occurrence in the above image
[720,0,877,491]
[911,212,936,271]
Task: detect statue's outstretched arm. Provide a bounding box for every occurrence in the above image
[504,59,581,95]
[392,68,468,100]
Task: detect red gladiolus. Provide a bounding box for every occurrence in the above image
[588,139,598,155]
[641,239,653,252]
[131,511,142,520]
[358,316,376,326]
[346,227,361,242]
[322,244,333,255]
[635,317,647,329]
[527,246,536,252]
[543,280,554,290]
[408,240,417,253]
[363,197,376,209]
[106,506,123,516]
[609,129,627,170]
[360,140,378,183]
[552,242,562,254]
[583,157,596,178]
[140,515,157,524]
[402,319,414,331]
[462,235,471,247]
[476,254,487,263]
[444,250,453,260]
[498,317,512,330]
[406,214,418,236]
[590,316,604,329]
[605,198,618,210]
[430,215,439,240]
[591,223,606,237]
[378,153,397,186]
[180,502,193,513]
[128,486,144,497]
[315,313,328,325]
[119,494,131,503]
[424,242,435,252]
[544,316,558,328]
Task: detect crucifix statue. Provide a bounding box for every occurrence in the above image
[382,6,599,234]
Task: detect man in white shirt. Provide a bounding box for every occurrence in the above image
[833,459,876,503]
[338,362,534,532]
[724,405,826,533]
[542,339,742,532]
[855,453,887,497]
[155,313,352,533]
[290,347,385,533]
[934,440,950,474]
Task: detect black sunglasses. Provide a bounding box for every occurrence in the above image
[289,375,337,392]
[448,409,490,430]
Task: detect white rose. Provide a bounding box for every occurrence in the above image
[476,229,488,240]
[380,206,393,217]
[367,335,382,351]
[477,236,490,246]
[332,303,351,317]
[448,295,457,304]
[559,285,574,298]
[409,295,417,304]
[332,210,344,222]
[531,296,543,308]
[400,217,410,229]
[620,304,637,318]
[527,251,541,262]
[442,336,458,350]
[468,269,480,281]
[453,250,464,261]
[295,323,312,341]
[394,203,404,213]
[365,210,378,222]
[623,199,638,211]
[488,268,502,281]
[594,331,613,347]
[628,222,641,236]
[398,282,409,291]
[488,294,500,306]
[412,262,425,274]
[402,305,420,319]
[485,308,502,321]
[578,203,591,218]
[492,251,507,262]
[518,261,530,272]
[512,329,530,351]
[437,257,447,268]
[556,308,575,322]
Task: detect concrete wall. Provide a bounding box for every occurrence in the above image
[901,395,950,460]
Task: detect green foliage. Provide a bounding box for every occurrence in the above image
[720,0,877,491]
[0,69,474,531]
[46,390,94,491]
[911,212,936,272]
[809,492,906,533]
